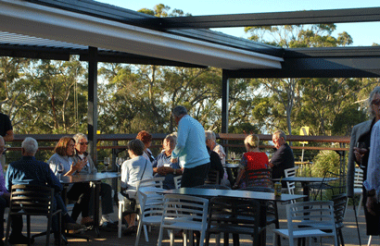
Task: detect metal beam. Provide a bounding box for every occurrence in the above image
[221,70,229,134]
[88,46,98,167]
[156,7,380,29]
[225,56,380,78]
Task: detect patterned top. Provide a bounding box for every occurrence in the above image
[240,152,268,170]
[364,120,380,201]
[0,161,8,195]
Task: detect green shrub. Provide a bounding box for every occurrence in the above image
[311,150,340,177]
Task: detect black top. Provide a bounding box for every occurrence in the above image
[207,147,225,183]
[0,113,12,137]
[271,143,294,186]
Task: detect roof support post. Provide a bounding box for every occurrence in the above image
[221,70,229,134]
[221,70,229,159]
[88,46,98,166]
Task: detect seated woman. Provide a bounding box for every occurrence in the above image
[121,139,153,233]
[152,135,182,189]
[233,134,268,189]
[48,136,93,225]
[136,130,155,163]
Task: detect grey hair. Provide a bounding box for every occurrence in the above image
[369,86,380,117]
[172,106,187,117]
[205,130,216,141]
[22,137,38,154]
[73,133,88,143]
[164,135,177,147]
[273,130,286,141]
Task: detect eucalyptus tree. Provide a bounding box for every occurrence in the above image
[245,24,354,135]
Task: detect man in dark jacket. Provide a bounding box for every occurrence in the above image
[269,130,295,187]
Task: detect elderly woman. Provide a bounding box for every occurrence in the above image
[233,134,268,189]
[72,133,115,227]
[121,139,153,234]
[152,135,182,189]
[48,136,93,225]
[136,130,155,163]
[347,86,380,236]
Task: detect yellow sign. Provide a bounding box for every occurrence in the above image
[299,126,309,144]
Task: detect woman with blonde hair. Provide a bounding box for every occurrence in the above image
[233,134,268,188]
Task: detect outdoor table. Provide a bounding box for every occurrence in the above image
[225,163,239,185]
[60,172,120,237]
[276,177,338,201]
[164,187,306,246]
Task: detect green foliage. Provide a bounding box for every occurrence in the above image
[311,151,340,177]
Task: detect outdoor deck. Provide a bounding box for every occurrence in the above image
[14,203,375,246]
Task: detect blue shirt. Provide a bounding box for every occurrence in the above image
[152,151,181,189]
[6,156,62,193]
[172,115,210,169]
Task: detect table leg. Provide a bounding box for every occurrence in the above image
[91,181,101,237]
[301,182,310,202]
[258,202,267,246]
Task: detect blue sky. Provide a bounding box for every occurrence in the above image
[97,0,379,46]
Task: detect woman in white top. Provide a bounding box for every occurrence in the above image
[121,139,153,233]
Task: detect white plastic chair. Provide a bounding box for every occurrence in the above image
[157,194,209,246]
[134,187,165,246]
[173,175,182,189]
[350,168,364,217]
[284,167,297,195]
[118,177,165,238]
[273,201,338,246]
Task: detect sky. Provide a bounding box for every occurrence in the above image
[96,0,380,46]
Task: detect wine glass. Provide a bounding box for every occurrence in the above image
[116,157,124,173]
[104,157,110,171]
[57,163,64,180]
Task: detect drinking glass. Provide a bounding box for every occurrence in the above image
[57,163,64,180]
[104,157,110,171]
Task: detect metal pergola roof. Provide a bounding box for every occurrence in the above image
[1,0,379,162]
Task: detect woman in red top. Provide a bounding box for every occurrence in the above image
[233,134,268,188]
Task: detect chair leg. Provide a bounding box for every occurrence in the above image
[143,224,149,242]
[5,214,12,246]
[338,229,344,246]
[118,201,124,238]
[46,215,52,246]
[157,226,164,246]
[273,232,277,246]
[169,230,174,246]
[368,235,373,246]
[134,221,143,246]
[27,215,31,246]
[357,194,363,217]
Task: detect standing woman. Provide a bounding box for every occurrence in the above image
[48,136,93,225]
[136,130,155,163]
[233,134,268,189]
[347,86,380,236]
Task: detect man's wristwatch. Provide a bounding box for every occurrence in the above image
[367,189,376,197]
[173,169,176,175]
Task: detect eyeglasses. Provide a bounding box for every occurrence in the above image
[79,142,89,146]
[371,99,380,106]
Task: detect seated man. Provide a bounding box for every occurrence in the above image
[152,135,182,189]
[5,137,85,245]
[269,130,295,187]
[72,133,115,229]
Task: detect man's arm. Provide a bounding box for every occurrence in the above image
[172,120,189,159]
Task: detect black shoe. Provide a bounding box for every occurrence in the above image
[122,225,137,236]
[8,234,34,244]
